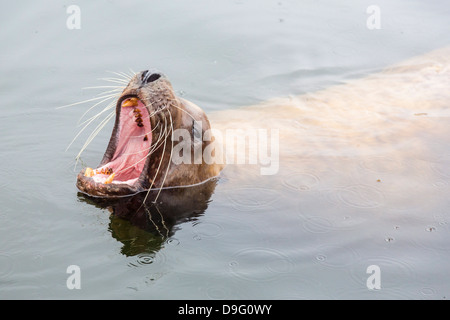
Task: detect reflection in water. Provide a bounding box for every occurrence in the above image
[77,178,218,256]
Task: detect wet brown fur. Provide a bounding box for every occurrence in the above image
[77,71,223,198]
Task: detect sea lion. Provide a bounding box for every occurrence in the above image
[72,47,450,259]
[75,47,450,200]
[76,70,223,198]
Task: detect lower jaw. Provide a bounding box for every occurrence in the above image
[76,169,145,198]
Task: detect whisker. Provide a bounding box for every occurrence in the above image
[141,114,170,205]
[75,111,116,163]
[170,101,199,121]
[82,85,124,90]
[113,122,170,175]
[144,122,170,156]
[75,111,116,158]
[99,77,130,85]
[92,88,123,96]
[66,71,132,169]
[118,125,160,157]
[77,95,118,125]
[126,121,159,139]
[149,124,170,153]
[67,105,114,152]
[146,98,197,122]
[106,70,132,81]
[117,129,166,160]
[77,99,116,127]
[153,111,174,203]
[57,93,118,109]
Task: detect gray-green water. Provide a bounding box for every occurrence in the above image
[1,0,450,299]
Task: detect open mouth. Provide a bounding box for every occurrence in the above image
[77,96,152,196]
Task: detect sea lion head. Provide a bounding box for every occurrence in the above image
[76,70,222,198]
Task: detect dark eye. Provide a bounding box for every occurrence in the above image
[141,70,161,84]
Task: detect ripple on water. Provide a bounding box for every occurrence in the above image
[337,185,384,209]
[165,238,180,246]
[32,253,44,267]
[205,286,232,300]
[283,172,320,191]
[192,221,223,239]
[420,287,436,296]
[316,188,342,205]
[314,245,359,268]
[385,237,395,243]
[226,187,281,211]
[413,225,450,252]
[143,272,165,286]
[229,248,294,282]
[349,256,416,289]
[298,196,369,232]
[302,216,335,234]
[127,251,166,268]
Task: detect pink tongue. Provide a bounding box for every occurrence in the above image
[107,100,151,182]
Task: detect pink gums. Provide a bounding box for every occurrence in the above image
[93,100,151,185]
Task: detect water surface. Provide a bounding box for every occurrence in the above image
[1,0,450,299]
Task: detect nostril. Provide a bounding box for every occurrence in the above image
[141,70,161,84]
[141,70,149,82]
[146,73,161,83]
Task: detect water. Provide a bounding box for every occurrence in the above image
[1,0,450,299]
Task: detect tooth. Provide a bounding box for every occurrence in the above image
[104,173,115,184]
[84,167,94,177]
[122,97,139,107]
